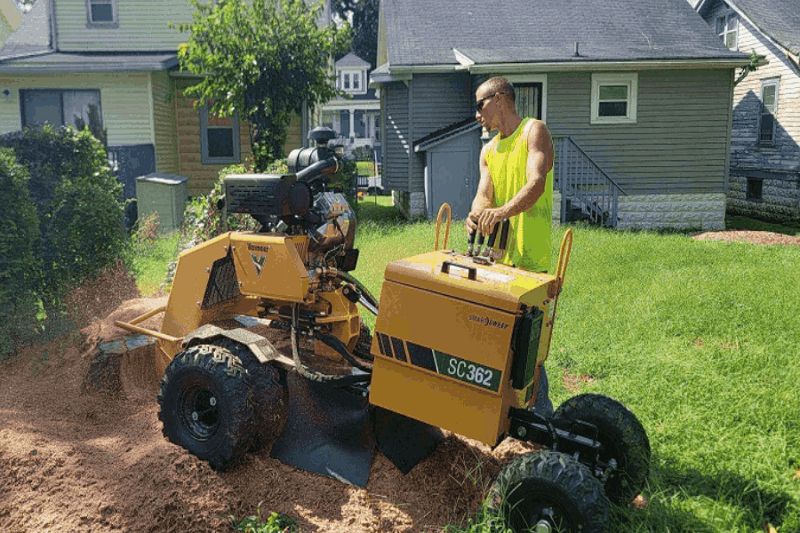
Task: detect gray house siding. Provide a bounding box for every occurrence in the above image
[383,68,734,227]
[546,69,733,195]
[409,73,473,194]
[382,81,410,192]
[701,0,800,221]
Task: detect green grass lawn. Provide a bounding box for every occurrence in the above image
[356,160,376,176]
[126,231,181,296]
[130,207,800,531]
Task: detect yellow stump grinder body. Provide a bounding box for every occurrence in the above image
[116,128,650,532]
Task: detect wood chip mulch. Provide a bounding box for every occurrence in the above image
[692,230,800,246]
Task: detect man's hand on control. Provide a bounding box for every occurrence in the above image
[477,207,507,235]
[466,209,482,233]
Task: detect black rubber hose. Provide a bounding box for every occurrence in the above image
[316,332,373,373]
[336,271,379,315]
[289,304,371,385]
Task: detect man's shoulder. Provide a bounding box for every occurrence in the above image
[525,119,552,147]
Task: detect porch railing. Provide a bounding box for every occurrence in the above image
[553,136,626,227]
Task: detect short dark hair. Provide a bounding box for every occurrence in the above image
[478,76,515,102]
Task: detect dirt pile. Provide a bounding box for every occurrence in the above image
[693,230,800,246]
[0,296,536,532]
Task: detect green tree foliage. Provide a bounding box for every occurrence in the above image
[177,0,351,170]
[0,150,41,357]
[332,0,378,68]
[0,125,126,318]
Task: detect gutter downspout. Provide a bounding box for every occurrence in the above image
[48,0,58,52]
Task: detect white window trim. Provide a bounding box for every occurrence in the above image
[501,74,547,122]
[86,0,118,28]
[717,12,739,51]
[758,77,780,145]
[591,73,638,125]
[199,107,241,165]
[338,68,368,96]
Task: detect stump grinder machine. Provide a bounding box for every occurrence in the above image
[116,127,650,532]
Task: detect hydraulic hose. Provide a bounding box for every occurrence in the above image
[290,303,370,385]
[335,271,379,316]
[316,332,373,373]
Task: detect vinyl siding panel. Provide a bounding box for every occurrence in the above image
[55,0,194,52]
[0,72,153,145]
[409,73,472,192]
[704,0,800,173]
[546,69,733,194]
[151,71,178,173]
[383,81,410,191]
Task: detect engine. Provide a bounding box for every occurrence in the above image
[222,127,359,271]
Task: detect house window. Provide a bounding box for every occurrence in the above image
[343,73,351,90]
[591,73,638,124]
[21,89,103,130]
[199,107,240,164]
[87,0,117,26]
[758,79,779,144]
[715,12,739,50]
[515,83,542,119]
[746,177,763,201]
[352,72,360,90]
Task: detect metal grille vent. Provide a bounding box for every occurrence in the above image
[201,254,240,309]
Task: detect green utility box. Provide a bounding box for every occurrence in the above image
[135,173,188,233]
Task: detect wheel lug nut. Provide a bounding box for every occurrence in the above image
[192,411,198,421]
[210,397,217,406]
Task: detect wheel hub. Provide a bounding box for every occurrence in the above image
[180,387,219,441]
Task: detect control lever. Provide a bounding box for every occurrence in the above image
[481,223,500,257]
[474,232,486,257]
[467,229,477,256]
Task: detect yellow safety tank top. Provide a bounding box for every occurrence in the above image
[485,117,553,273]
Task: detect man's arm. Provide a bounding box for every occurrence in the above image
[476,120,554,234]
[466,140,495,233]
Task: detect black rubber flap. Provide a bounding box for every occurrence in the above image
[372,407,445,474]
[270,372,376,487]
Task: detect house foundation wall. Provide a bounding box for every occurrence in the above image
[727,174,800,222]
[616,193,726,230]
[393,190,427,219]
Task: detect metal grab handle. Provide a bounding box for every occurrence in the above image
[434,203,452,251]
[441,261,477,280]
[549,228,574,299]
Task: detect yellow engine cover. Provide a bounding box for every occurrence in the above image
[369,251,557,446]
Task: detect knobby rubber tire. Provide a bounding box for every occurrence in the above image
[158,344,255,470]
[211,338,289,452]
[554,393,650,504]
[487,450,609,532]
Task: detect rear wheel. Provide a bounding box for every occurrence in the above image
[487,450,609,532]
[158,344,254,470]
[554,393,650,504]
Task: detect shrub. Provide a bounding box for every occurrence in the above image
[350,145,374,161]
[0,125,126,318]
[182,163,261,244]
[0,149,41,357]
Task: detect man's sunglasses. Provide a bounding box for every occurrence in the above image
[475,92,505,112]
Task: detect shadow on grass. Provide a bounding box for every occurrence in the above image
[623,460,797,530]
[726,215,800,236]
[356,197,407,226]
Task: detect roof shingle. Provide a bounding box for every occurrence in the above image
[384,0,746,66]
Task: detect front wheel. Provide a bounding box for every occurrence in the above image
[158,344,255,470]
[486,450,609,533]
[554,393,650,504]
